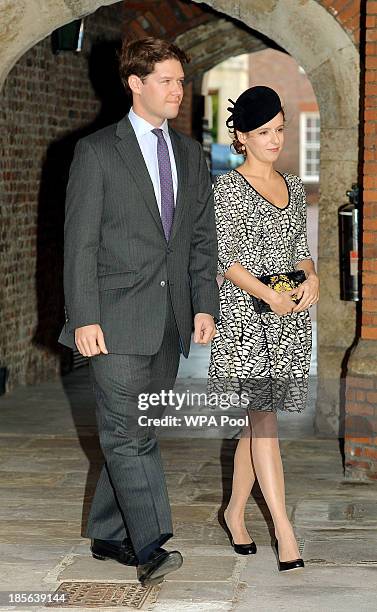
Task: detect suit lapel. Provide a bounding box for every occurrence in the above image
[115,116,164,237]
[169,127,188,242]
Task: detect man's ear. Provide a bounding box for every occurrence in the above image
[128,74,143,95]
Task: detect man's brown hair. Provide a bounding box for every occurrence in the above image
[119,37,190,95]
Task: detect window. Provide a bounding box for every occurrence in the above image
[300,112,320,182]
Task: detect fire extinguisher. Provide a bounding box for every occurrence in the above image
[338,184,360,301]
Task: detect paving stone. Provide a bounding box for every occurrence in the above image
[0,500,84,521]
[163,459,211,473]
[166,555,236,582]
[158,580,235,602]
[0,437,97,459]
[197,464,234,477]
[329,500,377,522]
[58,553,137,581]
[171,523,232,546]
[280,440,340,456]
[296,487,373,501]
[239,546,377,586]
[167,545,235,557]
[165,473,188,487]
[167,486,197,505]
[0,456,89,473]
[0,435,33,449]
[295,500,377,529]
[281,462,343,476]
[304,538,377,564]
[0,471,65,487]
[298,528,377,542]
[0,562,54,590]
[161,438,223,452]
[175,525,236,546]
[236,585,377,612]
[0,486,89,502]
[0,521,82,544]
[151,603,231,611]
[171,505,217,524]
[23,436,98,450]
[173,523,209,542]
[62,471,100,487]
[0,543,72,563]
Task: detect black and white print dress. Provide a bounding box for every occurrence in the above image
[208,169,312,412]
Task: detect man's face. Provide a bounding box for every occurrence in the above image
[130,58,185,125]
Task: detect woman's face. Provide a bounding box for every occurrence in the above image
[237,111,285,163]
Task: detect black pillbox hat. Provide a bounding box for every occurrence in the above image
[226,86,283,132]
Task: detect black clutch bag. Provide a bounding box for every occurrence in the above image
[252,270,306,313]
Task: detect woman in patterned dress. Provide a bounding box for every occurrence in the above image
[208,87,319,570]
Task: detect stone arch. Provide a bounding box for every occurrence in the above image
[0,0,122,89]
[175,19,271,82]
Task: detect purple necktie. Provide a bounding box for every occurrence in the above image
[152,128,175,241]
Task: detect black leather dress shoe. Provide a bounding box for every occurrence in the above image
[91,538,138,566]
[275,540,304,572]
[137,548,183,586]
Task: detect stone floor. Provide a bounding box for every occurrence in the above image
[1,339,377,611]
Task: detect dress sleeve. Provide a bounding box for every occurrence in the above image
[214,177,240,275]
[294,179,312,265]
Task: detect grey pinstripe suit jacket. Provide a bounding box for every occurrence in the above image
[58,116,219,357]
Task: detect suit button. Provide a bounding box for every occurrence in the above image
[160,280,166,287]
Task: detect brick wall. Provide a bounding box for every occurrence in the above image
[122,0,212,42]
[344,0,377,480]
[362,2,377,332]
[320,0,361,44]
[345,374,377,479]
[0,5,128,389]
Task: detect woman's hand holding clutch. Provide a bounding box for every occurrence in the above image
[267,289,297,316]
[291,273,320,313]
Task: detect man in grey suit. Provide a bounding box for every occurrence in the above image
[59,37,219,585]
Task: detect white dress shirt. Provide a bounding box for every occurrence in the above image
[128,107,178,212]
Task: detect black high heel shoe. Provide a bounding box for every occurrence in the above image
[222,515,257,555]
[274,539,304,571]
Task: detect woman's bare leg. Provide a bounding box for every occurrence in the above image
[224,436,256,544]
[249,411,300,561]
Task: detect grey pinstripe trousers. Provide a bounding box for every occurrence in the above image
[85,295,180,562]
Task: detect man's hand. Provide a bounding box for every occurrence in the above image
[194,313,216,344]
[75,324,108,357]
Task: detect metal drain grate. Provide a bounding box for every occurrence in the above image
[46,582,158,609]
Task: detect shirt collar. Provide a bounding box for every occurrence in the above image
[128,107,169,138]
